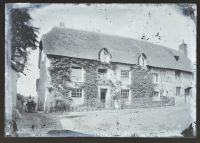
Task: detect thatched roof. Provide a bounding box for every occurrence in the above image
[42,27,193,72]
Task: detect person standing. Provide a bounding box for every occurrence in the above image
[11,120,18,137]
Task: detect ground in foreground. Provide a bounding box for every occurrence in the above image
[16,97,193,137]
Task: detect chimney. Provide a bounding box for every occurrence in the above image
[59,22,65,27]
[179,40,188,57]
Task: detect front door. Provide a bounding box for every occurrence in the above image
[185,88,191,103]
[100,89,107,104]
[176,87,181,96]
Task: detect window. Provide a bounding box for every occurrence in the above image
[138,53,147,67]
[152,73,159,83]
[121,89,129,100]
[152,91,160,101]
[71,66,82,81]
[174,56,179,61]
[121,70,129,82]
[98,69,107,80]
[175,71,181,79]
[185,88,191,96]
[99,48,111,63]
[71,88,82,98]
[153,91,159,97]
[142,56,145,66]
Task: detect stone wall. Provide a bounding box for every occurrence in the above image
[37,54,192,112]
[149,67,193,97]
[128,96,175,109]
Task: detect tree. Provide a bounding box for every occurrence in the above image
[11,8,39,72]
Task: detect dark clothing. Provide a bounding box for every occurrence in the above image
[13,120,18,132]
[26,100,36,113]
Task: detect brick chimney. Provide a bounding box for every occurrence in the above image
[59,22,65,27]
[179,40,188,57]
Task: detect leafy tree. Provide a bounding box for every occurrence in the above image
[11,8,39,72]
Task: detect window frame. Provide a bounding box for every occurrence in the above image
[138,53,147,67]
[152,73,159,83]
[71,88,82,98]
[98,68,108,80]
[70,66,83,82]
[121,89,129,99]
[121,70,130,83]
[99,48,111,63]
[153,91,159,97]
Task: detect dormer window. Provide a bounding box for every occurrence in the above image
[174,56,179,61]
[99,48,111,63]
[138,53,147,67]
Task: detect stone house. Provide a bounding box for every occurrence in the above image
[36,27,193,112]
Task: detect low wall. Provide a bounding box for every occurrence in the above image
[50,96,175,112]
[128,96,175,109]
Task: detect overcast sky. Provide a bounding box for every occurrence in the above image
[15,3,196,97]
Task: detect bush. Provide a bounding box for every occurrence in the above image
[50,99,70,112]
[161,96,175,106]
[17,93,25,103]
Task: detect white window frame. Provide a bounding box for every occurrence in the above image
[152,90,160,101]
[121,89,129,102]
[121,70,130,83]
[71,88,82,98]
[141,56,145,66]
[138,54,147,67]
[152,73,159,83]
[70,66,84,82]
[98,68,107,80]
[153,91,159,97]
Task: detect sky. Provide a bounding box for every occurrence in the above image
[15,3,196,97]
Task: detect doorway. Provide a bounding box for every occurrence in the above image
[185,87,191,103]
[176,87,181,96]
[100,88,107,104]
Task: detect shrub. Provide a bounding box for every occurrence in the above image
[51,99,71,112]
[161,96,175,106]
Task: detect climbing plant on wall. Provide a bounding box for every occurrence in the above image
[83,64,98,108]
[47,55,117,109]
[48,56,72,100]
[47,55,154,110]
[130,65,154,99]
